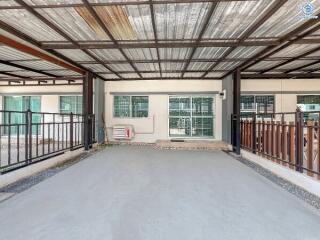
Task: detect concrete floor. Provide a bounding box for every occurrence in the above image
[0,146,320,240]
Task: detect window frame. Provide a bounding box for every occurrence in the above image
[2,95,42,135]
[59,95,83,115]
[240,95,275,115]
[113,95,149,118]
[168,95,215,139]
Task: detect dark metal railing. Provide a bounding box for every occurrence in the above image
[236,109,320,179]
[0,110,95,174]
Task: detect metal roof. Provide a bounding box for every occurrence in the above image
[0,0,320,85]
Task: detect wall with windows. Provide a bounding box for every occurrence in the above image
[0,85,82,135]
[105,80,223,143]
[241,79,320,113]
[1,78,320,143]
[0,85,82,113]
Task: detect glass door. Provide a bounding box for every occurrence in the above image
[3,96,41,135]
[169,96,214,138]
[169,97,191,137]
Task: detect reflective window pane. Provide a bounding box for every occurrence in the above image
[169,96,214,138]
[114,96,149,118]
[132,96,148,118]
[114,96,130,118]
[60,96,82,114]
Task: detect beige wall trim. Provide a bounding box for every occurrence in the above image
[110,91,220,95]
[0,92,82,96]
[242,91,320,94]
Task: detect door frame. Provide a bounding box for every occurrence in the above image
[167,95,216,140]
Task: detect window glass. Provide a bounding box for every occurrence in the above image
[169,97,190,117]
[240,95,274,114]
[240,96,255,110]
[169,96,214,138]
[3,96,41,135]
[132,96,148,117]
[60,96,82,114]
[114,96,148,118]
[297,95,320,120]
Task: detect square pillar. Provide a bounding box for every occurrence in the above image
[232,69,241,154]
[94,78,105,144]
[83,72,93,150]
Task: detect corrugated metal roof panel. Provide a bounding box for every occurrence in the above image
[0,0,18,6]
[120,73,140,79]
[161,62,184,71]
[213,61,242,71]
[310,28,320,36]
[0,73,11,77]
[82,64,111,72]
[92,5,138,40]
[155,2,210,40]
[0,46,39,61]
[247,61,283,71]
[109,63,134,72]
[302,62,320,70]
[10,71,46,77]
[159,48,191,60]
[44,70,80,76]
[308,49,320,57]
[89,49,126,61]
[251,0,320,38]
[89,0,146,2]
[55,49,95,61]
[193,47,229,59]
[0,9,65,41]
[228,46,266,59]
[24,0,82,4]
[277,60,316,70]
[135,63,159,71]
[122,48,158,60]
[204,1,274,38]
[141,73,161,78]
[188,62,214,71]
[184,72,204,78]
[101,73,120,79]
[206,72,226,78]
[271,44,320,58]
[37,7,109,40]
[0,64,23,72]
[17,60,65,70]
[125,5,154,40]
[162,72,181,78]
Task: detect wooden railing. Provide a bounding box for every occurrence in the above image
[240,110,320,179]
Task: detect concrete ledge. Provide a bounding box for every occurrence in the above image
[155,140,229,151]
[0,148,85,189]
[241,149,320,198]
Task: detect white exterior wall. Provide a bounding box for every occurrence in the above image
[0,85,82,140]
[105,80,222,143]
[1,79,320,144]
[0,85,81,111]
[242,79,320,113]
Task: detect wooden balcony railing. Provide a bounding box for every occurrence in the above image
[240,110,320,179]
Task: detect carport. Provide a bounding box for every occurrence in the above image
[0,0,319,167]
[0,0,320,239]
[1,146,320,240]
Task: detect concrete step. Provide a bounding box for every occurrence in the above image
[155,140,229,151]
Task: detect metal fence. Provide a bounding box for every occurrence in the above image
[0,110,95,174]
[238,110,320,179]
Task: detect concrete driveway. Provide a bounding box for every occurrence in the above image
[0,146,319,240]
